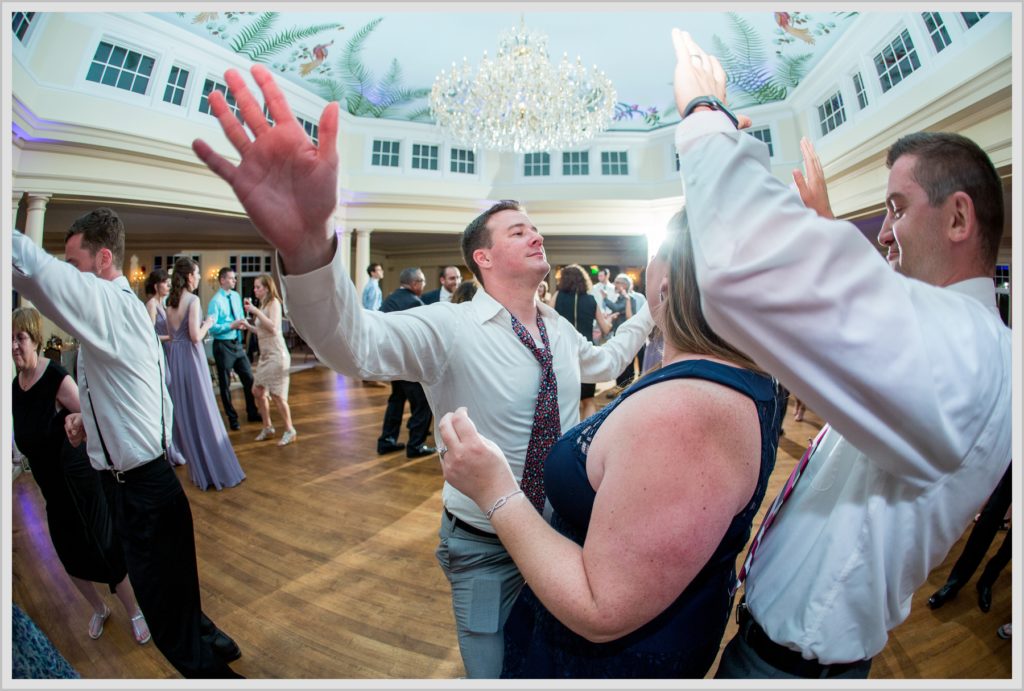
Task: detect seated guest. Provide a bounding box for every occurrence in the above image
[437,210,785,678]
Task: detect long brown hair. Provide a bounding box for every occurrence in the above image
[656,209,761,372]
[255,273,281,306]
[167,257,197,309]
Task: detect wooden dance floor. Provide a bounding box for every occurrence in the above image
[10,363,1014,680]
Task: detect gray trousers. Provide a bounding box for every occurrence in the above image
[435,510,524,678]
[715,629,872,679]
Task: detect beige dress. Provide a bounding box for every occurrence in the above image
[252,299,291,398]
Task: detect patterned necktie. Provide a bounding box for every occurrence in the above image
[731,423,831,595]
[510,313,560,513]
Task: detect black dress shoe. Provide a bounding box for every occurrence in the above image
[229,420,241,431]
[208,630,242,662]
[377,438,406,455]
[977,583,993,612]
[406,444,438,459]
[928,581,960,609]
[247,415,263,423]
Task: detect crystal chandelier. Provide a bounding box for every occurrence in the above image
[429,21,617,153]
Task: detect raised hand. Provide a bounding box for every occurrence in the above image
[192,65,340,274]
[438,407,518,512]
[792,136,835,219]
[671,29,751,129]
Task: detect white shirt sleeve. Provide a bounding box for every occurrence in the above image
[278,238,453,383]
[675,113,1010,484]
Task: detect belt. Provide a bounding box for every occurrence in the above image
[108,454,170,484]
[736,600,867,678]
[444,507,497,539]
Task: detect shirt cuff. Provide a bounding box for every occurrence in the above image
[674,109,736,156]
[277,236,342,311]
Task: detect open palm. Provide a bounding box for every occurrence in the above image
[192,65,340,274]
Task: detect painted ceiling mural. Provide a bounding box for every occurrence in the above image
[153,10,858,131]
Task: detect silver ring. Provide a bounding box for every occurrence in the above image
[438,446,448,461]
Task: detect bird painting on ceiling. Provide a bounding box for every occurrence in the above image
[192,12,218,25]
[774,12,814,44]
[300,40,333,76]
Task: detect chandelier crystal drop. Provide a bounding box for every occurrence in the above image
[429,22,617,153]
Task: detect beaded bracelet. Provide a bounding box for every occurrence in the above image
[486,489,524,519]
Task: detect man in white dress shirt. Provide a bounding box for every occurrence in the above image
[669,30,1011,678]
[191,67,653,678]
[12,208,243,679]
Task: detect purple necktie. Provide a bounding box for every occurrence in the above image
[731,423,831,595]
[510,313,560,513]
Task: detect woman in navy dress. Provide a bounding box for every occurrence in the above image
[438,210,786,678]
[12,307,150,644]
[165,258,245,491]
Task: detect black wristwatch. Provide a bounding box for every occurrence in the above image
[682,95,739,129]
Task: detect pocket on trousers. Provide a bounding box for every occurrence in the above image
[467,577,502,634]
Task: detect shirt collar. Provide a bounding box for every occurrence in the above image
[946,277,999,315]
[467,286,559,325]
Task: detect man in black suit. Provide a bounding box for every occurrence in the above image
[420,265,462,305]
[376,267,437,459]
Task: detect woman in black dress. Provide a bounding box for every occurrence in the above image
[552,264,612,419]
[11,307,150,644]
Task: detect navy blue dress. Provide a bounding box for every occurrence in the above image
[502,359,785,678]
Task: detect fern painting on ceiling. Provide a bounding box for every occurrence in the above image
[714,11,858,108]
[181,12,431,120]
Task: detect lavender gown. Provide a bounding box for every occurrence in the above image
[153,304,188,467]
[166,298,245,491]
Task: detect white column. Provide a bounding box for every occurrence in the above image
[338,226,353,278]
[24,193,51,247]
[354,228,372,295]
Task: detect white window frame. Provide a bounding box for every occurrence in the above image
[79,35,161,105]
[816,89,847,137]
[522,152,552,178]
[747,126,775,158]
[561,150,591,177]
[599,150,630,177]
[920,11,953,54]
[410,142,441,172]
[154,62,196,113]
[871,26,923,95]
[851,71,870,111]
[449,147,477,176]
[367,138,404,173]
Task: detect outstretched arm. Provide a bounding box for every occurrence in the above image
[192,65,340,275]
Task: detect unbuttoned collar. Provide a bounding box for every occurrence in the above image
[467,286,558,325]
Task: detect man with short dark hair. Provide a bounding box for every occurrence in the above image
[376,268,436,458]
[667,30,1010,679]
[421,265,462,305]
[362,262,383,310]
[207,267,259,430]
[192,71,653,677]
[12,208,243,679]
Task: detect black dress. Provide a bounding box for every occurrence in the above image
[553,290,599,399]
[502,359,785,678]
[12,360,127,588]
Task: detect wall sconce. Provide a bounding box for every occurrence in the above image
[128,266,147,292]
[207,266,222,289]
